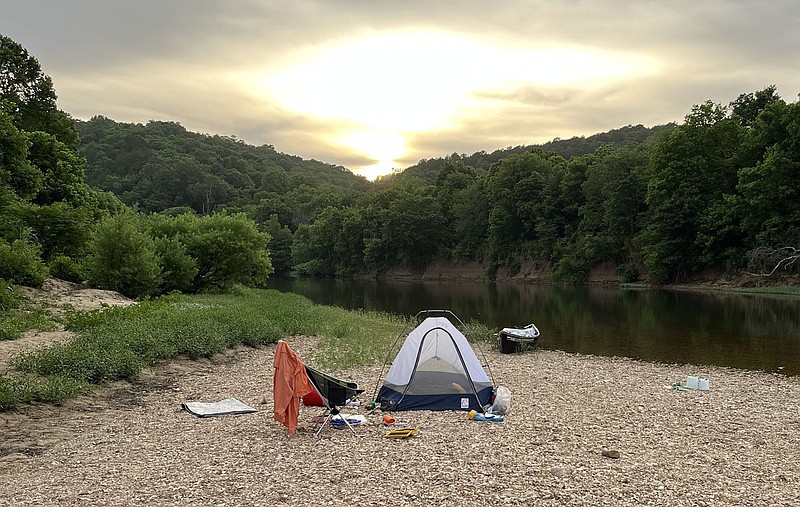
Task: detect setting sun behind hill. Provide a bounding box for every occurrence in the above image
[242,30,658,179]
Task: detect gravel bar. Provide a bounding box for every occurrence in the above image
[1,336,799,506]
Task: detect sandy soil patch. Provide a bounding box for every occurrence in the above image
[16,278,135,314]
[1,337,798,506]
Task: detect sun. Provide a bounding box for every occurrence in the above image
[239,30,658,179]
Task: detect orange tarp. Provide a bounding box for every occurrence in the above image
[273,340,314,436]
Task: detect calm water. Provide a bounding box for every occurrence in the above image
[266,278,800,376]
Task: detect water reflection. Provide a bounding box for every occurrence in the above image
[266,278,800,376]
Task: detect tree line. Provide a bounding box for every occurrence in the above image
[1,34,273,298]
[290,87,799,283]
[2,33,798,299]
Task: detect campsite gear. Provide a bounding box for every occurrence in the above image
[374,310,495,412]
[498,323,540,354]
[468,409,504,422]
[385,428,419,439]
[686,376,699,390]
[330,414,366,428]
[382,414,396,425]
[306,365,365,437]
[669,381,708,392]
[698,378,710,391]
[273,341,315,436]
[670,382,694,391]
[182,398,257,418]
[487,385,511,415]
[302,389,324,406]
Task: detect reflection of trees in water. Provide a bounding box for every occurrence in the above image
[267,278,800,375]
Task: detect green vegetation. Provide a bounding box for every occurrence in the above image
[0,288,408,410]
[0,374,88,409]
[4,34,800,290]
[285,89,799,283]
[2,34,798,408]
[0,279,57,341]
[75,116,369,218]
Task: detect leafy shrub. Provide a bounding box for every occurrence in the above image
[47,255,84,283]
[0,278,22,311]
[552,253,589,282]
[617,263,640,283]
[148,212,272,291]
[83,212,161,298]
[0,238,48,287]
[153,236,198,293]
[17,202,94,260]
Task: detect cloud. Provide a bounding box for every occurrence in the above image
[2,0,800,179]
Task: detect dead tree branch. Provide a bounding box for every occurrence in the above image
[746,245,800,277]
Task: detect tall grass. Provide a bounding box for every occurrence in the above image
[309,308,407,369]
[1,287,408,410]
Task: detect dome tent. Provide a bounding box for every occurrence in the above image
[374,310,495,412]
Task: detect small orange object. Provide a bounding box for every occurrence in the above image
[383,414,396,425]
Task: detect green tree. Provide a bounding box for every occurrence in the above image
[0,109,41,199]
[641,101,744,282]
[83,212,162,298]
[263,214,293,274]
[148,212,272,291]
[737,100,800,245]
[449,177,489,259]
[26,131,88,205]
[486,149,568,264]
[381,181,445,267]
[0,34,78,147]
[578,146,648,264]
[291,207,341,276]
[730,85,780,127]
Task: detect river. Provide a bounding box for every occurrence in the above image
[266,277,800,376]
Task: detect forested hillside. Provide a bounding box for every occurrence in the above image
[289,87,799,283]
[76,117,369,215]
[391,123,677,184]
[2,33,798,294]
[1,34,275,299]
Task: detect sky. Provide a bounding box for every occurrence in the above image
[2,1,799,180]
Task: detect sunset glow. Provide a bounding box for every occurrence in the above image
[7,1,796,180]
[241,31,658,178]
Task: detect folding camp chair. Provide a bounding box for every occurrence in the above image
[305,365,364,437]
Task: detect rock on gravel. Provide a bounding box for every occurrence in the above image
[1,338,799,506]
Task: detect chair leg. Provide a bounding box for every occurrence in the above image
[338,414,358,436]
[314,412,334,438]
[313,408,359,437]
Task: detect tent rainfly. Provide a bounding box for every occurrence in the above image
[376,313,494,411]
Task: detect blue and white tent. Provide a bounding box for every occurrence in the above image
[376,313,494,412]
